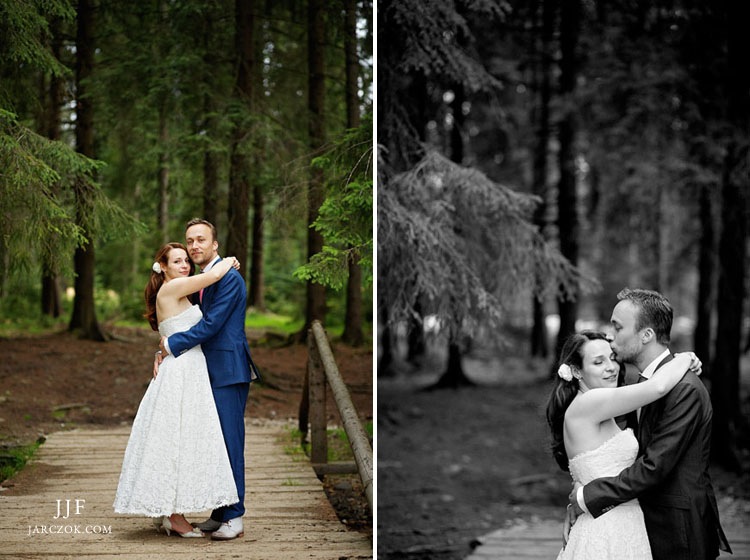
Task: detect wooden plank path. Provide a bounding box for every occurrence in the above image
[0,421,372,559]
[466,518,750,559]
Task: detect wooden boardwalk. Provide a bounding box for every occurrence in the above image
[466,518,750,559]
[0,422,372,559]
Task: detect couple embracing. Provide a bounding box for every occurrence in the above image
[547,288,733,559]
[113,218,260,540]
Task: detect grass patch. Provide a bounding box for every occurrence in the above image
[280,427,309,462]
[0,440,42,483]
[0,317,67,338]
[327,422,372,462]
[246,311,303,335]
[282,423,373,464]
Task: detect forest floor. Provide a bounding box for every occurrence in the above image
[378,344,750,560]
[0,324,372,538]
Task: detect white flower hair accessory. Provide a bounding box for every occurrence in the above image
[557,363,574,382]
[152,262,162,274]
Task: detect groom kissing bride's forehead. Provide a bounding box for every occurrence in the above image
[609,288,674,369]
[548,287,731,560]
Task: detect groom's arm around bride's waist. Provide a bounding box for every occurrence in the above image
[583,381,706,517]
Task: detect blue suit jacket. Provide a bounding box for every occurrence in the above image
[168,262,260,388]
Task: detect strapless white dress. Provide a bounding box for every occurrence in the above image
[113,305,238,516]
[556,428,652,559]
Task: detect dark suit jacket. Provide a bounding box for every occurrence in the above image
[168,263,260,388]
[583,354,731,559]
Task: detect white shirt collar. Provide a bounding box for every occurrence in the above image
[201,255,221,272]
[640,348,671,379]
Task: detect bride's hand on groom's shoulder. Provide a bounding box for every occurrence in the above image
[677,352,702,376]
[225,256,240,270]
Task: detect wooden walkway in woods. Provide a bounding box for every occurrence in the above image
[0,422,372,559]
[466,518,750,559]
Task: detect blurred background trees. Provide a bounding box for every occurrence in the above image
[1,0,373,345]
[378,0,748,466]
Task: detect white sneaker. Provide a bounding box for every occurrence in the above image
[211,517,244,541]
[193,518,222,532]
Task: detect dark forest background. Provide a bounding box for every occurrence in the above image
[1,0,373,346]
[378,0,749,469]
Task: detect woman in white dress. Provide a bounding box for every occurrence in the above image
[113,242,239,537]
[545,331,696,559]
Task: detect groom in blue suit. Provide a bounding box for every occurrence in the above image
[160,218,260,541]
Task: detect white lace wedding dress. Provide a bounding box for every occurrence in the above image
[113,305,238,516]
[556,428,652,560]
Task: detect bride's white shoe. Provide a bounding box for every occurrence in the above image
[160,516,204,538]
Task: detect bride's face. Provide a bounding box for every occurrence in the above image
[164,248,192,280]
[578,339,619,391]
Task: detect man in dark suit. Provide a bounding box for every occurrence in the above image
[160,218,260,541]
[568,288,731,559]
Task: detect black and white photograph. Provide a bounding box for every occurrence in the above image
[377,1,749,559]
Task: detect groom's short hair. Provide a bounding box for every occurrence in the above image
[617,288,672,345]
[185,218,217,242]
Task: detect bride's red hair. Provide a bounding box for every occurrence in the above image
[144,243,194,331]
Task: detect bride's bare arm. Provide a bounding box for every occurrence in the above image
[572,353,693,423]
[159,257,239,300]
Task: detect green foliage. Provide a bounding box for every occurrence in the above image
[1,0,372,336]
[379,150,597,339]
[0,109,89,276]
[0,440,42,483]
[0,0,73,105]
[245,311,304,336]
[295,116,373,290]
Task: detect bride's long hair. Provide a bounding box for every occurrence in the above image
[144,243,194,331]
[545,330,624,471]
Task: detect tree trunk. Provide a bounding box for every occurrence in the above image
[249,179,265,309]
[203,129,219,225]
[378,308,395,377]
[301,0,327,338]
[432,84,474,389]
[341,0,363,346]
[694,185,716,369]
[41,16,63,318]
[710,0,749,470]
[430,342,472,389]
[69,0,106,341]
[156,0,169,243]
[554,0,581,361]
[342,256,363,346]
[226,0,255,289]
[249,11,265,311]
[710,146,746,471]
[406,299,425,363]
[202,16,219,226]
[530,0,554,358]
[157,107,169,244]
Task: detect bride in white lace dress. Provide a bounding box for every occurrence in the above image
[113,243,239,537]
[545,331,695,559]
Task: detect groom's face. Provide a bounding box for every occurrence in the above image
[609,300,643,364]
[185,224,219,269]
